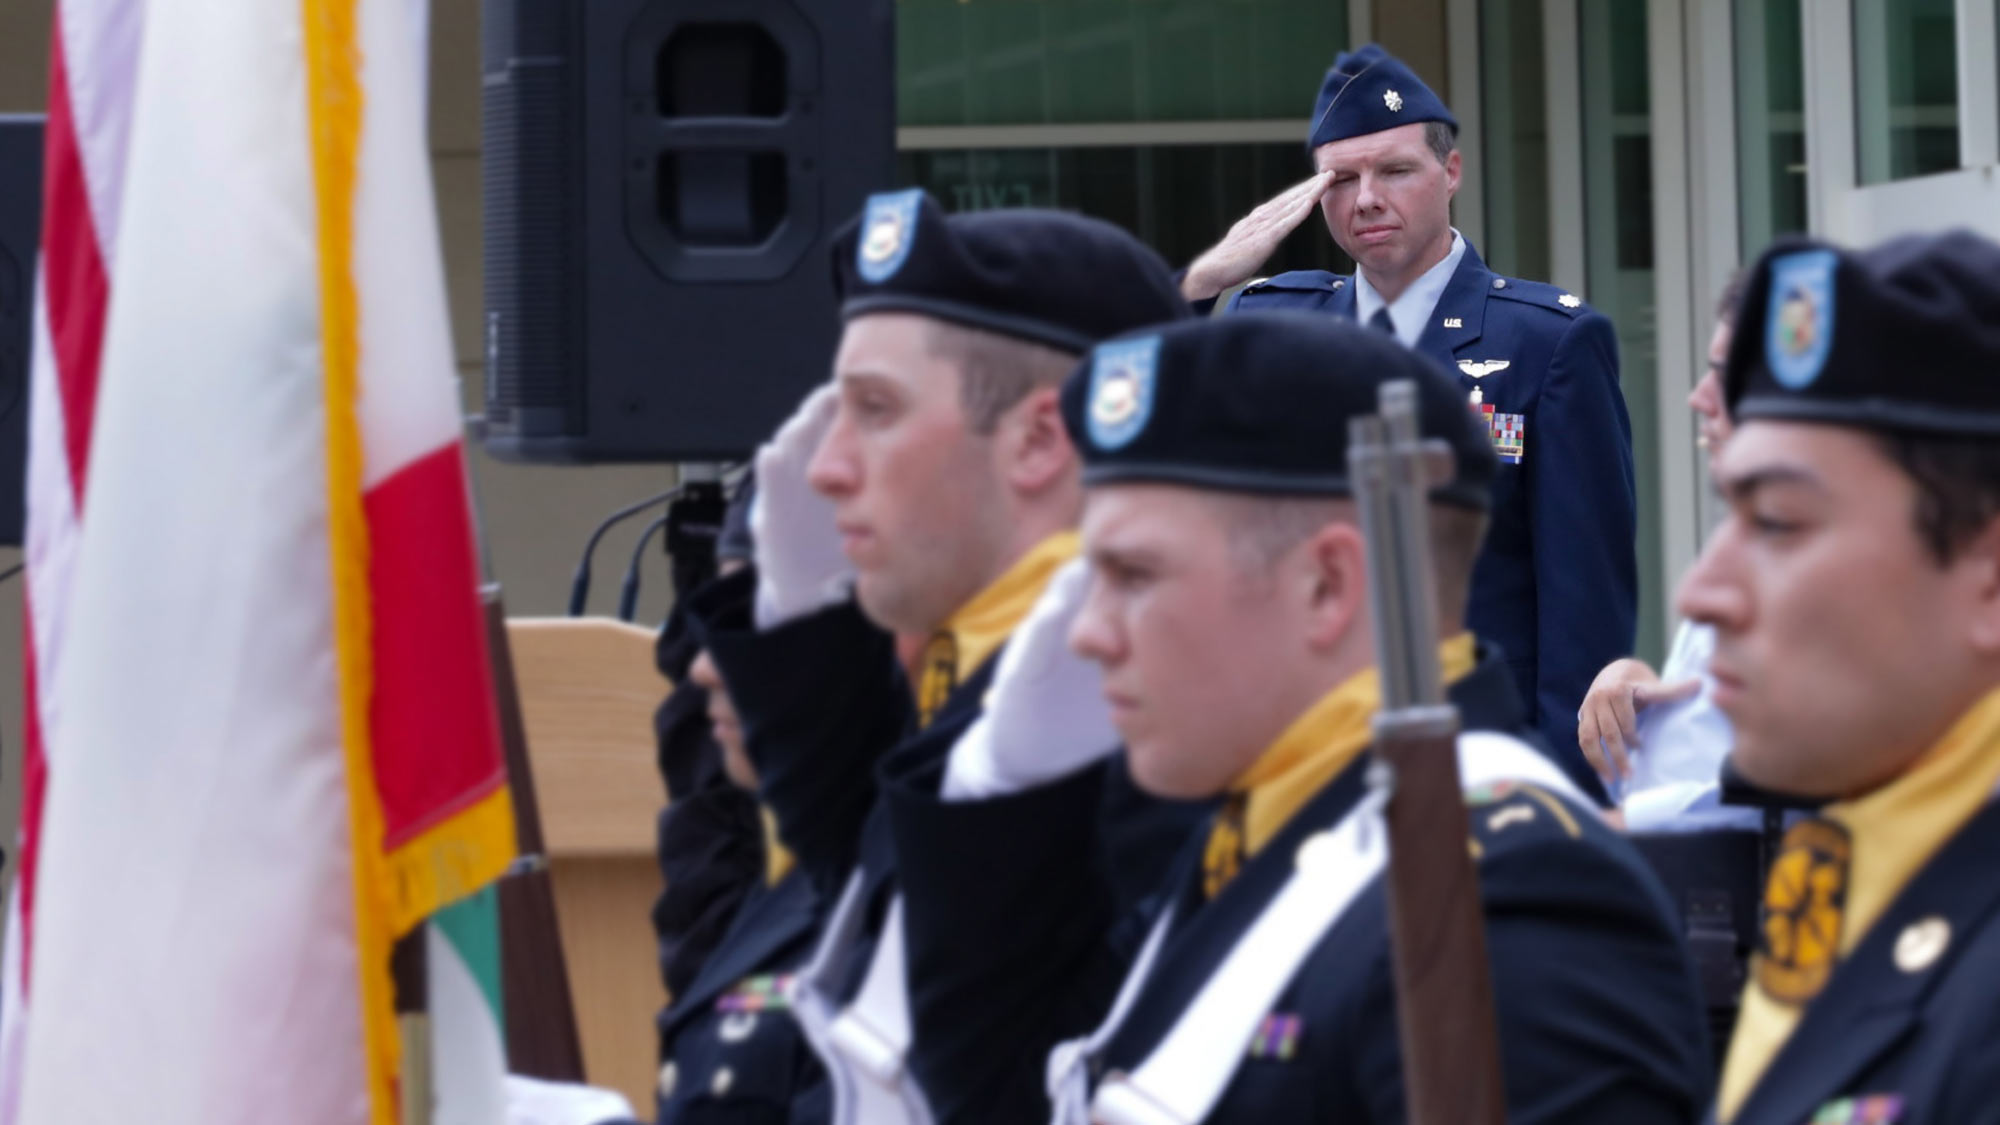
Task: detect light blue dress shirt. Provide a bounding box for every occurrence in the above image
[1351,229,1467,350]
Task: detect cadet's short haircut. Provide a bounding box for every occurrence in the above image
[1873,431,2000,567]
[1423,121,1457,165]
[1216,493,1488,627]
[923,319,1081,435]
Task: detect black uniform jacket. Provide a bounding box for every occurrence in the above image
[882,648,1712,1124]
[1226,242,1636,798]
[653,868,828,1124]
[690,566,1208,1026]
[1727,799,2000,1125]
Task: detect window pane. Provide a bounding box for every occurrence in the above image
[1579,0,1663,665]
[897,145,1352,277]
[1854,0,1960,184]
[897,0,1347,127]
[1480,0,1551,280]
[1734,0,1808,258]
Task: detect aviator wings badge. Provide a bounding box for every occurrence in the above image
[1457,359,1512,379]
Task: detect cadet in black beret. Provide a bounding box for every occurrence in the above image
[677,188,1202,1123]
[880,311,1712,1124]
[1681,230,2000,1125]
[1181,43,1638,797]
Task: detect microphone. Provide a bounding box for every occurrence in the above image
[618,480,728,622]
[568,485,682,617]
[617,513,672,623]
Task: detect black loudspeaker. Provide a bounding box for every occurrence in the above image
[0,117,41,547]
[481,0,896,463]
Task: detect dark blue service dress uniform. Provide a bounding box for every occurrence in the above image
[1724,799,2000,1125]
[1226,243,1638,797]
[652,868,827,1124]
[882,649,1712,1124]
[681,566,1208,1118]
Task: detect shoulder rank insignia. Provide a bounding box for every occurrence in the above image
[1558,293,1582,309]
[1246,1012,1303,1060]
[1478,403,1525,464]
[1810,1094,1904,1124]
[716,974,795,1014]
[1457,359,1510,379]
[1757,818,1849,1006]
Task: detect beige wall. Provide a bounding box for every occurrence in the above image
[0,0,689,870]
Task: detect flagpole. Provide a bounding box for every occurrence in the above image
[460,425,589,1081]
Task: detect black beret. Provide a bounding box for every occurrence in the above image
[1725,230,2000,436]
[831,189,1190,354]
[1060,312,1497,509]
[1308,44,1457,151]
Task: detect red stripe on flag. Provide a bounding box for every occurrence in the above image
[363,445,507,848]
[40,16,111,508]
[15,602,46,986]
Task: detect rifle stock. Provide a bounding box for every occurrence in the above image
[1349,383,1506,1125]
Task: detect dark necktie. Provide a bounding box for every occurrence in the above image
[1368,307,1396,336]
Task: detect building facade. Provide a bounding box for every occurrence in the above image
[891,0,1994,663]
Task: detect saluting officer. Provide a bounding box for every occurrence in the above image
[1183,44,1637,792]
[684,189,1200,1122]
[882,313,1711,1123]
[1682,231,2000,1125]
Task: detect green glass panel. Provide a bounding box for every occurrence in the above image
[1854,0,1960,184]
[898,144,1352,276]
[897,0,1346,127]
[1734,0,1808,260]
[1579,0,1662,666]
[1480,0,1551,281]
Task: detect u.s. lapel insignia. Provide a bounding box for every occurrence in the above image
[1893,916,1950,974]
[1246,1012,1303,1061]
[1757,818,1850,1005]
[1457,359,1511,379]
[1443,317,1464,329]
[1810,1094,1905,1124]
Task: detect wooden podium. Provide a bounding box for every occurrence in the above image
[506,616,671,1113]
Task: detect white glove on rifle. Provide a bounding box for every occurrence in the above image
[944,558,1121,800]
[751,384,853,629]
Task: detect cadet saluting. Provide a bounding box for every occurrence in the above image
[1183,44,1637,793]
[1683,231,2000,1125]
[881,313,1710,1123]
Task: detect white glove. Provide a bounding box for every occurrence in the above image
[502,1074,634,1125]
[943,558,1121,800]
[750,384,853,628]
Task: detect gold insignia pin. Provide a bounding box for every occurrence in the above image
[1384,89,1404,112]
[1757,819,1850,1005]
[1558,293,1582,309]
[1895,916,1951,974]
